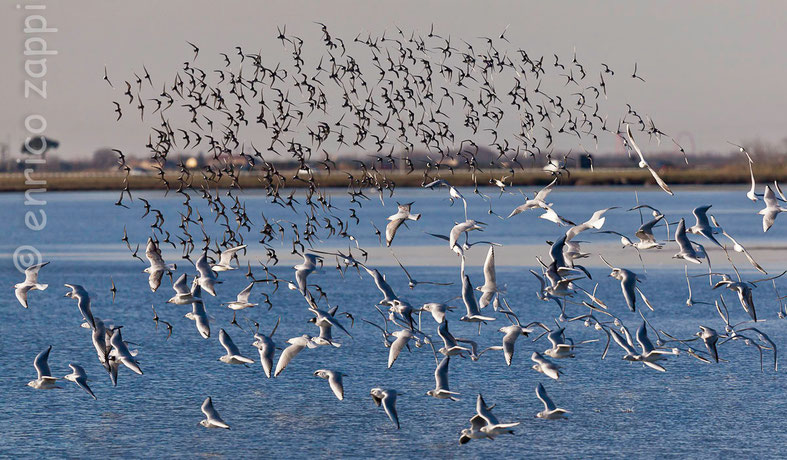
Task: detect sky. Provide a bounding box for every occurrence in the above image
[1,0,786,160]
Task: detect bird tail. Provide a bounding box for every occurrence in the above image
[35,283,48,290]
[408,213,421,221]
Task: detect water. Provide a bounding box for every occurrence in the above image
[2,186,787,458]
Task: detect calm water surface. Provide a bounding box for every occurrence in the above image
[1,186,786,458]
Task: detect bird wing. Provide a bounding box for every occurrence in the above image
[609,329,637,355]
[636,322,655,354]
[534,178,557,202]
[195,252,214,279]
[435,356,450,390]
[481,246,497,290]
[636,214,664,242]
[15,286,30,308]
[328,373,344,400]
[438,320,457,347]
[236,283,254,303]
[536,383,557,411]
[385,218,405,247]
[145,239,165,268]
[675,219,697,256]
[24,262,48,284]
[462,274,480,316]
[172,274,189,295]
[370,269,397,303]
[275,342,305,377]
[388,333,410,368]
[219,329,241,355]
[218,245,246,266]
[627,125,673,195]
[381,392,399,429]
[34,346,53,379]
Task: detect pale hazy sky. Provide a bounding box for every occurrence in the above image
[2,0,786,159]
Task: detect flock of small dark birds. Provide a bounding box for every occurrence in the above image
[17,23,787,445]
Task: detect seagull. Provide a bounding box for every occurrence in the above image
[565,207,617,242]
[385,202,421,246]
[252,318,279,378]
[14,261,49,308]
[64,364,96,400]
[634,322,672,371]
[419,303,456,323]
[539,206,573,226]
[674,218,702,264]
[535,383,568,419]
[507,178,557,217]
[697,326,719,363]
[488,323,532,366]
[449,220,485,254]
[437,320,472,357]
[459,394,519,444]
[730,143,759,202]
[759,185,787,232]
[308,304,352,347]
[476,246,501,309]
[167,274,201,304]
[362,265,398,305]
[713,278,757,322]
[184,289,210,339]
[27,346,60,389]
[109,327,143,375]
[294,253,322,294]
[200,397,230,429]
[388,329,415,368]
[64,284,95,328]
[370,388,402,429]
[686,205,722,247]
[274,335,317,377]
[218,328,254,364]
[626,124,673,195]
[426,356,460,401]
[144,238,175,292]
[222,282,258,310]
[314,369,345,401]
[602,256,652,312]
[460,271,496,332]
[531,351,561,380]
[211,244,247,272]
[195,251,220,296]
[543,327,577,359]
[90,317,113,380]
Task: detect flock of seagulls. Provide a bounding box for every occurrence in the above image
[14,23,787,447]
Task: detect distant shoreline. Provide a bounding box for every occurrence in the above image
[0,167,784,192]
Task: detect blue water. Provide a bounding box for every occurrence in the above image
[1,186,786,458]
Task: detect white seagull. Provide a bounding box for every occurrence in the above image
[426,356,460,401]
[200,397,230,429]
[211,244,247,272]
[314,369,345,401]
[274,335,317,377]
[535,383,568,419]
[64,364,96,400]
[223,282,258,310]
[626,124,673,195]
[370,387,402,429]
[27,346,60,389]
[385,202,421,246]
[218,329,254,364]
[14,261,49,308]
